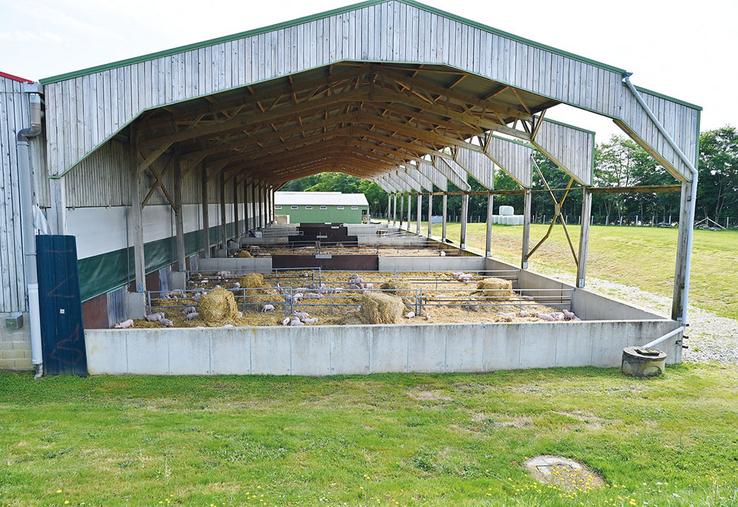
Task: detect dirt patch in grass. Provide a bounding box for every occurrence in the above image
[407,388,453,402]
[471,412,533,428]
[553,410,618,430]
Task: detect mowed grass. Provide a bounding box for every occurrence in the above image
[424,223,738,319]
[1,365,736,506]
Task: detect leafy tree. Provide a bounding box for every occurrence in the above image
[698,127,738,222]
[277,127,738,226]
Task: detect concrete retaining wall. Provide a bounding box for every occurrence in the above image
[484,258,666,321]
[85,319,682,376]
[196,257,272,274]
[379,256,486,272]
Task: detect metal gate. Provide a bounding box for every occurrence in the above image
[36,235,87,376]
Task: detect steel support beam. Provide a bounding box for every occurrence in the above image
[576,187,592,287]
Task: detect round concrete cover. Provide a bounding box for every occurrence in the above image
[524,455,604,492]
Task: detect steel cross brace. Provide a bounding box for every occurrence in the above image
[524,156,579,267]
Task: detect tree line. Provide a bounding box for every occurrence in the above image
[280,126,738,227]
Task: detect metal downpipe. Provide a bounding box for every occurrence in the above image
[16,92,43,378]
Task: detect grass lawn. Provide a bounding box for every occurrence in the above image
[421,223,738,320]
[1,365,736,506]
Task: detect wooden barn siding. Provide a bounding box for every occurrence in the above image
[43,1,698,181]
[453,147,495,190]
[0,77,44,313]
[403,164,433,191]
[533,120,594,186]
[486,136,532,188]
[417,160,448,191]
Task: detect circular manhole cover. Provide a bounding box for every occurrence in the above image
[524,455,604,492]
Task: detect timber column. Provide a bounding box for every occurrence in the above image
[485,193,494,257]
[416,193,422,234]
[427,193,433,237]
[521,188,532,269]
[460,193,469,249]
[576,187,592,287]
[173,159,186,271]
[441,193,448,242]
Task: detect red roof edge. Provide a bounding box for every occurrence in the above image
[0,71,34,83]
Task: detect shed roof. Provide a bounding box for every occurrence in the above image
[275,192,369,206]
[41,0,700,186]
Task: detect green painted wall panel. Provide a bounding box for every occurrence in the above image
[275,205,367,224]
[77,223,237,301]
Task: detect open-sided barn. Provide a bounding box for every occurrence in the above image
[0,0,699,375]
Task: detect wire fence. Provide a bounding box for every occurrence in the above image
[146,268,573,318]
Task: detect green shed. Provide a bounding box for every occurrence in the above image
[274,192,370,224]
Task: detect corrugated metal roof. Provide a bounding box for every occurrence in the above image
[275,192,369,206]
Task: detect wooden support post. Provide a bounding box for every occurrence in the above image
[576,187,592,287]
[201,166,210,258]
[460,193,469,249]
[130,137,146,292]
[406,193,412,230]
[174,159,186,271]
[416,193,422,234]
[387,194,391,222]
[250,182,257,230]
[268,186,273,224]
[399,193,404,229]
[392,194,397,225]
[243,180,250,237]
[219,170,226,246]
[427,193,433,237]
[233,179,240,241]
[441,193,448,242]
[48,177,67,235]
[521,188,531,269]
[485,193,494,257]
[672,180,694,322]
[260,184,266,228]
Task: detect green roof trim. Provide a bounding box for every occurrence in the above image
[541,117,597,137]
[634,85,702,111]
[41,0,628,85]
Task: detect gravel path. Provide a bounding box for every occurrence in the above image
[542,271,738,364]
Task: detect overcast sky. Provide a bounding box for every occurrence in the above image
[1,0,735,140]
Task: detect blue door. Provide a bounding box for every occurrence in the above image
[36,235,87,376]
